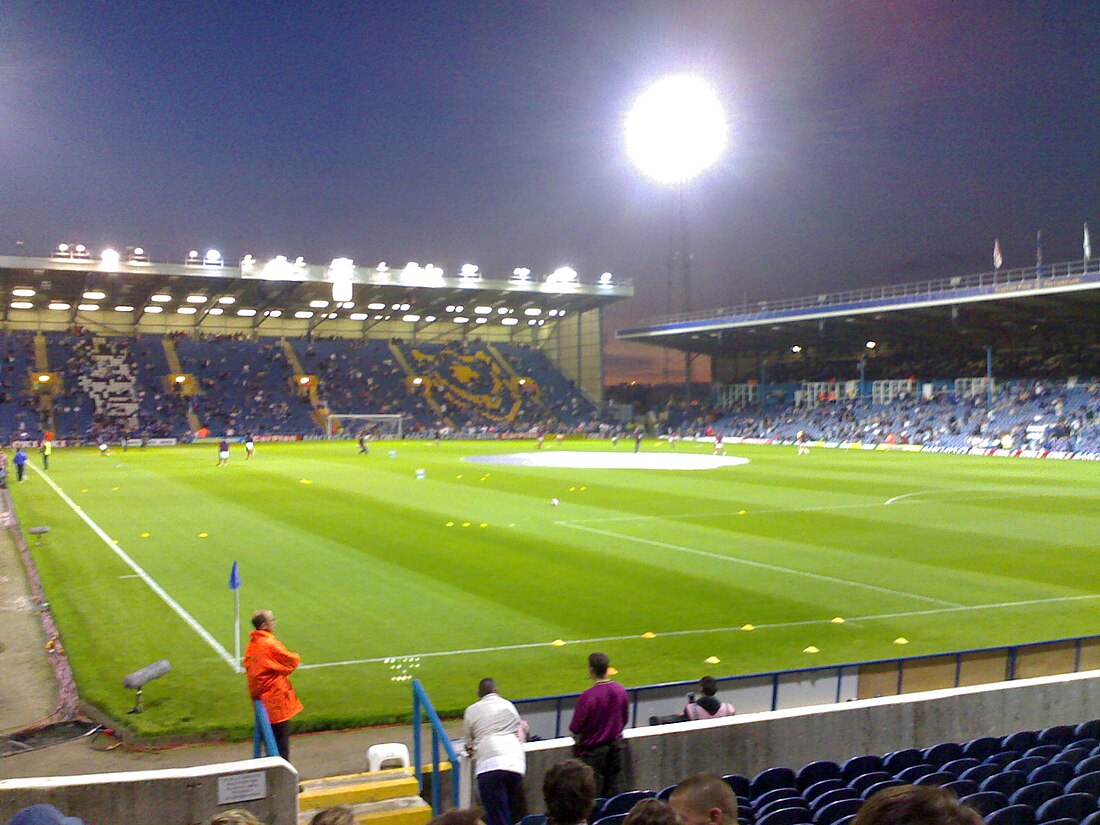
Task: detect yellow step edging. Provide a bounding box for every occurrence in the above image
[299,775,419,808]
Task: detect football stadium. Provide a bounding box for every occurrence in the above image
[3,5,1100,825]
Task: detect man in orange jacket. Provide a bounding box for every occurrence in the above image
[243,609,303,761]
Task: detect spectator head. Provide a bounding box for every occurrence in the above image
[427,809,486,825]
[851,785,983,825]
[8,805,85,825]
[477,677,497,698]
[208,811,264,825]
[310,808,355,825]
[587,652,610,679]
[251,610,274,631]
[699,676,719,697]
[543,758,597,825]
[625,800,679,825]
[669,773,739,825]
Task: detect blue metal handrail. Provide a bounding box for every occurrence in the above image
[413,679,461,814]
[514,631,1100,738]
[252,699,281,759]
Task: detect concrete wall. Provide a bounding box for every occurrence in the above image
[521,668,1100,812]
[0,757,298,825]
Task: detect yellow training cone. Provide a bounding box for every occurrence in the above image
[705,656,721,664]
[300,479,312,484]
[456,474,463,479]
[569,486,575,492]
[140,532,150,538]
[111,486,120,491]
[741,624,755,631]
[803,646,820,654]
[641,631,656,639]
[737,509,746,515]
[893,637,910,645]
[479,522,488,528]
[198,532,208,538]
[462,522,471,527]
[445,521,455,527]
[550,639,566,647]
[831,617,845,624]
[82,488,89,492]
[607,667,618,676]
[580,486,586,491]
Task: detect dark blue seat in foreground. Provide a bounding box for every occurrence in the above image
[752,767,797,798]
[958,791,1009,816]
[1066,771,1100,795]
[813,799,862,825]
[1008,782,1063,811]
[1035,793,1098,825]
[798,762,841,792]
[600,791,655,819]
[986,806,1036,825]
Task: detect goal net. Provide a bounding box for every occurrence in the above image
[325,413,404,440]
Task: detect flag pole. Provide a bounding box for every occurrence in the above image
[234,587,241,673]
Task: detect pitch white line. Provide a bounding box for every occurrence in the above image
[558,521,962,608]
[566,500,898,525]
[27,462,238,671]
[299,593,1100,670]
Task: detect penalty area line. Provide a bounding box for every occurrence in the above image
[27,462,238,671]
[298,593,1100,671]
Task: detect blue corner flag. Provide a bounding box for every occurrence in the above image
[229,560,241,590]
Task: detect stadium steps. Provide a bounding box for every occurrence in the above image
[297,767,433,825]
[486,342,556,423]
[281,338,327,425]
[163,337,204,431]
[388,342,454,428]
[33,333,49,371]
[282,338,307,374]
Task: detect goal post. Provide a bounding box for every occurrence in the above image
[325,413,404,440]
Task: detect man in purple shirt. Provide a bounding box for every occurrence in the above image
[568,652,629,797]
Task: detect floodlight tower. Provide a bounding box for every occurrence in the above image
[626,75,727,399]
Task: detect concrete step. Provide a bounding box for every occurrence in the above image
[299,768,419,809]
[297,794,432,825]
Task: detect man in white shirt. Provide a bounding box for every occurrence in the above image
[463,677,527,825]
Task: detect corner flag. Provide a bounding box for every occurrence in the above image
[229,560,242,672]
[1086,223,1092,261]
[229,560,241,590]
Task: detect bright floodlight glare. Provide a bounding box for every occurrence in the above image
[866,340,877,349]
[626,75,727,185]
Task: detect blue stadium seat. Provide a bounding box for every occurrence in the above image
[941,758,980,777]
[981,772,1030,796]
[753,788,801,811]
[896,765,936,784]
[812,799,862,825]
[1082,810,1100,825]
[599,791,655,818]
[1075,757,1100,777]
[914,772,955,787]
[1023,746,1062,761]
[1038,727,1076,749]
[754,793,804,817]
[755,808,811,825]
[518,816,547,825]
[589,798,608,823]
[1038,818,1078,825]
[987,752,1024,768]
[1006,758,1046,776]
[941,780,979,798]
[840,755,883,783]
[985,805,1036,825]
[832,818,855,825]
[861,781,903,800]
[1075,721,1100,741]
[959,764,1000,784]
[958,791,1009,816]
[1052,748,1089,766]
[923,743,964,768]
[810,789,858,812]
[657,786,676,802]
[1065,771,1100,796]
[803,780,847,803]
[593,815,629,825]
[963,737,1004,761]
[849,773,892,794]
[1003,732,1040,753]
[1035,793,1099,824]
[1074,739,1100,754]
[1008,782,1063,810]
[1027,763,1074,786]
[797,762,841,792]
[724,776,752,799]
[882,749,923,774]
[752,768,797,798]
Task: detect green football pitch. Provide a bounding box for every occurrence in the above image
[10,440,1100,739]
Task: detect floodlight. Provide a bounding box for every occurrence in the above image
[474,306,492,315]
[452,305,464,313]
[512,267,531,280]
[12,288,35,297]
[332,281,353,303]
[349,312,368,321]
[502,318,519,326]
[10,302,33,310]
[599,272,614,286]
[240,254,256,271]
[57,243,69,253]
[77,304,99,311]
[373,314,383,320]
[298,376,311,385]
[114,305,134,312]
[101,248,120,265]
[133,248,145,256]
[367,302,386,310]
[400,303,411,311]
[424,315,436,322]
[475,317,487,324]
[177,307,197,314]
[186,295,208,303]
[294,311,313,319]
[309,300,329,308]
[48,302,70,311]
[546,266,577,284]
[412,377,424,385]
[453,316,469,324]
[37,374,51,383]
[460,264,480,278]
[204,249,222,264]
[218,296,236,304]
[208,307,223,316]
[518,379,527,385]
[294,256,306,266]
[144,306,163,313]
[791,345,802,353]
[175,375,187,384]
[188,250,199,259]
[83,291,106,300]
[75,244,87,253]
[237,309,257,316]
[151,294,171,302]
[497,307,510,314]
[402,314,421,323]
[625,75,727,184]
[528,319,537,326]
[524,308,541,316]
[865,340,877,349]
[376,262,389,272]
[266,309,282,317]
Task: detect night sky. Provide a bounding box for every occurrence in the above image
[2,2,1099,382]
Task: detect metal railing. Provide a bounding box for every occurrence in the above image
[632,257,1099,329]
[412,679,461,814]
[513,632,1100,740]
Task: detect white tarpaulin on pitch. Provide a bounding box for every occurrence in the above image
[462,451,749,470]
